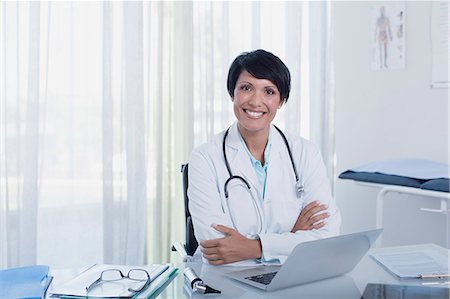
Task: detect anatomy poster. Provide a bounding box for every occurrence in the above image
[371,3,406,71]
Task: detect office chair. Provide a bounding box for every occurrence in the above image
[180,163,199,256]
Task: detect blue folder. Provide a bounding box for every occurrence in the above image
[0,265,51,299]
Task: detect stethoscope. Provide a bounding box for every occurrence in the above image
[222,125,304,235]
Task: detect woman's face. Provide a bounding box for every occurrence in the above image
[232,70,283,137]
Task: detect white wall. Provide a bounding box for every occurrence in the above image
[332,2,449,247]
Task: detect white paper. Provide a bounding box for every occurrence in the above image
[371,249,449,278]
[50,264,169,298]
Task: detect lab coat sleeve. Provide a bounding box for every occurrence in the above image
[258,141,341,264]
[187,146,233,248]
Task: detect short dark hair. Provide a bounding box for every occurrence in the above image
[227,49,291,103]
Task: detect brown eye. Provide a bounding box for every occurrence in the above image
[240,85,251,91]
[266,89,275,95]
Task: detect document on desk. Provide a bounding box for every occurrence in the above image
[371,247,449,278]
[50,264,172,298]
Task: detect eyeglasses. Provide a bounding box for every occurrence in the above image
[86,269,150,294]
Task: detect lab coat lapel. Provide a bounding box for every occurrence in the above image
[265,126,289,202]
[225,123,261,198]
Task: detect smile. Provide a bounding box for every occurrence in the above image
[244,109,265,118]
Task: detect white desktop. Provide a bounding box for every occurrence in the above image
[47,244,450,299]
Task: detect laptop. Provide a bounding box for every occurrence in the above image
[225,229,383,291]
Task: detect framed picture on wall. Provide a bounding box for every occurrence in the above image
[370,3,406,71]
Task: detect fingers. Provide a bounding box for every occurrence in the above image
[200,242,224,263]
[208,259,225,265]
[212,224,237,235]
[200,239,219,248]
[308,219,327,230]
[200,240,228,265]
[303,201,327,215]
[299,216,328,232]
[301,201,328,220]
[200,226,253,264]
[300,201,321,219]
[291,200,330,232]
[202,249,225,264]
[308,210,329,224]
[202,252,221,261]
[200,224,236,248]
[302,208,329,229]
[200,245,218,255]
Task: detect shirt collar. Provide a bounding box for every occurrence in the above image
[237,129,272,168]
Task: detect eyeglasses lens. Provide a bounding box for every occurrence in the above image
[101,270,123,281]
[129,269,149,281]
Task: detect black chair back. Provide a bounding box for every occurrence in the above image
[181,164,199,256]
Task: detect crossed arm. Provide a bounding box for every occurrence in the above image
[201,200,329,265]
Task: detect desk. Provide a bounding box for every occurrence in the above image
[158,244,449,299]
[48,244,449,299]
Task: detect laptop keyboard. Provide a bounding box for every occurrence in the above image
[244,271,278,285]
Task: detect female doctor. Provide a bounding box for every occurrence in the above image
[188,49,341,265]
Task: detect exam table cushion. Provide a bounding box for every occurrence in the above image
[338,159,449,193]
[420,178,450,193]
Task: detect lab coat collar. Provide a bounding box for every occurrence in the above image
[264,128,287,202]
[224,122,242,151]
[225,123,259,192]
[226,122,278,152]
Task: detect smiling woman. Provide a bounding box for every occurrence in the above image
[187,50,341,266]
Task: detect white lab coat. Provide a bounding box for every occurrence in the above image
[188,122,341,265]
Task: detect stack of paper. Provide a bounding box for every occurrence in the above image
[371,247,449,278]
[0,265,53,299]
[50,264,178,298]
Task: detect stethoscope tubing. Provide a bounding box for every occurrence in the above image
[224,175,250,198]
[222,125,301,235]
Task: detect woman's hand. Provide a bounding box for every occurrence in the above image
[200,224,262,265]
[291,200,329,233]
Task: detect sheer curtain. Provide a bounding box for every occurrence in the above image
[0,1,332,268]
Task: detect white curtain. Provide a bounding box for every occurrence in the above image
[0,1,331,269]
[309,1,335,184]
